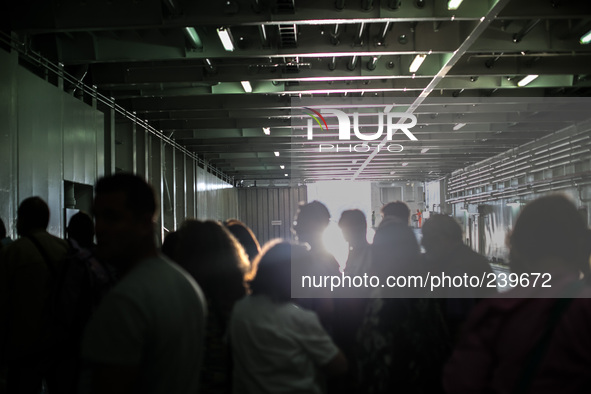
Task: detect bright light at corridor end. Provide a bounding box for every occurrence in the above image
[241,81,253,93]
[409,54,427,73]
[447,0,463,10]
[517,75,539,87]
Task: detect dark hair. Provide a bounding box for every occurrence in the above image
[509,194,590,276]
[17,196,50,235]
[249,240,307,302]
[338,209,367,230]
[224,219,261,263]
[162,230,180,260]
[293,200,330,232]
[67,211,95,248]
[381,201,411,223]
[95,173,157,218]
[421,214,463,244]
[176,220,249,307]
[371,219,420,279]
[0,217,6,239]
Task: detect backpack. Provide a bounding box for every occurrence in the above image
[26,235,113,357]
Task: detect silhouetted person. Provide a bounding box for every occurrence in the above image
[0,197,69,394]
[0,217,12,250]
[292,201,339,331]
[175,219,249,394]
[230,240,347,394]
[380,200,411,226]
[421,214,496,341]
[80,173,207,394]
[161,230,180,261]
[338,209,370,276]
[357,215,450,394]
[445,194,591,394]
[67,211,95,250]
[223,219,261,265]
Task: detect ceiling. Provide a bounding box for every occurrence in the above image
[6,0,591,185]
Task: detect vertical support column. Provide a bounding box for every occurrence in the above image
[193,159,198,219]
[104,106,116,176]
[8,46,19,239]
[160,139,165,242]
[172,147,177,231]
[184,153,188,220]
[144,130,150,181]
[132,113,137,174]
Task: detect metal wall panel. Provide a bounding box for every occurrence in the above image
[237,187,307,246]
[17,67,64,236]
[175,151,185,229]
[114,121,134,173]
[0,49,18,239]
[63,93,101,186]
[195,166,237,222]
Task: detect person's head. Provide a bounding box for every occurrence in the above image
[0,217,6,239]
[16,196,50,236]
[249,240,308,302]
[381,201,411,225]
[176,219,249,300]
[509,194,590,277]
[421,214,463,258]
[371,218,420,278]
[223,219,261,263]
[338,209,367,244]
[67,211,95,248]
[161,230,180,260]
[293,200,330,245]
[93,173,157,268]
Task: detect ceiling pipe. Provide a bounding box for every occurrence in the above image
[347,55,358,70]
[355,22,366,45]
[335,0,345,10]
[361,0,373,10]
[328,56,337,71]
[513,19,542,43]
[259,25,269,47]
[330,24,341,45]
[367,56,378,70]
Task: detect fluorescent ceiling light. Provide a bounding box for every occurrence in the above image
[241,81,252,93]
[453,123,466,130]
[447,0,463,10]
[420,148,430,154]
[580,30,591,44]
[217,27,235,51]
[284,173,288,177]
[183,27,203,49]
[262,127,270,135]
[280,165,285,169]
[402,162,409,167]
[409,54,427,73]
[274,151,280,157]
[390,171,396,174]
[517,74,539,87]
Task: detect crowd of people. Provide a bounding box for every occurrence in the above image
[1,172,590,394]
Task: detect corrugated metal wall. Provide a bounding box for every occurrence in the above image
[0,49,104,239]
[0,47,238,243]
[113,122,238,243]
[447,118,591,260]
[237,187,307,247]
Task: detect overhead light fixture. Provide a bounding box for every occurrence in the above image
[453,123,466,130]
[241,81,252,93]
[402,162,409,167]
[420,148,430,153]
[390,171,396,174]
[280,165,285,169]
[284,173,288,177]
[409,54,426,73]
[217,27,235,51]
[262,127,270,135]
[274,151,280,157]
[447,0,463,10]
[517,74,539,87]
[183,27,203,49]
[581,29,591,44]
